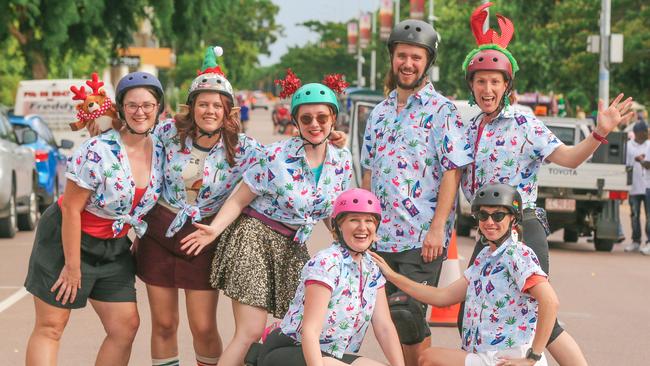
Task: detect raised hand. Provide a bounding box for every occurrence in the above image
[595,93,634,136]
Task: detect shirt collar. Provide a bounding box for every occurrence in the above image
[334,242,374,267]
[471,105,516,127]
[388,82,436,108]
[489,234,518,257]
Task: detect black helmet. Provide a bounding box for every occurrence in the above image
[471,184,522,222]
[387,19,439,66]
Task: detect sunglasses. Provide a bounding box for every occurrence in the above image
[298,113,331,125]
[475,210,510,222]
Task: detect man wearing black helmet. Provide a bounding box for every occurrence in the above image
[361,19,474,365]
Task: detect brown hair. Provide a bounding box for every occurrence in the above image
[173,93,241,166]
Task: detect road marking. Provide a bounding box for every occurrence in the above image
[0,287,29,313]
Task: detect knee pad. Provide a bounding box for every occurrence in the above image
[388,291,429,345]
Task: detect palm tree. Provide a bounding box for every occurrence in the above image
[422,157,433,178]
[404,178,414,193]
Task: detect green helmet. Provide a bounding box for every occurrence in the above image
[290,83,339,116]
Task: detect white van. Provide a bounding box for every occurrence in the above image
[13,79,115,133]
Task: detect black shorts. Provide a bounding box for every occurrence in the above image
[257,329,361,366]
[24,204,136,309]
[377,247,446,339]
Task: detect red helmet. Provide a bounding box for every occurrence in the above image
[465,48,514,81]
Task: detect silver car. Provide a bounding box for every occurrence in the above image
[0,109,38,237]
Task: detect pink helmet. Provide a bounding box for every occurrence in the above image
[332,188,382,221]
[466,48,514,81]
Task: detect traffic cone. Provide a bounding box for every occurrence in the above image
[427,231,461,327]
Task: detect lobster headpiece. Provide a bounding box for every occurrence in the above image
[274,69,348,116]
[462,2,519,81]
[69,72,117,132]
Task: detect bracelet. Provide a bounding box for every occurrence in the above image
[592,130,608,144]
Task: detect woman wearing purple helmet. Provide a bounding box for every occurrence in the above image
[24,71,165,365]
[257,188,404,366]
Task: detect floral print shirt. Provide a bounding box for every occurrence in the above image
[155,120,262,237]
[462,234,547,353]
[243,137,352,244]
[280,243,386,358]
[65,129,163,237]
[461,106,563,209]
[361,83,473,252]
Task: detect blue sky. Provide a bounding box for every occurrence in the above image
[259,0,379,66]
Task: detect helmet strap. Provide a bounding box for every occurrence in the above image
[296,125,332,151]
[333,222,369,255]
[479,219,517,247]
[123,120,152,136]
[197,126,222,138]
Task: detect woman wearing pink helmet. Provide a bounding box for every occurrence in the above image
[256,188,404,366]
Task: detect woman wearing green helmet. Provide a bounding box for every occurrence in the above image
[180,70,353,366]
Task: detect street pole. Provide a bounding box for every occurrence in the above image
[395,0,400,24]
[357,46,364,88]
[371,11,377,91]
[429,0,434,26]
[599,0,611,103]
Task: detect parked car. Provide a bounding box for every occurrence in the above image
[251,91,271,110]
[10,114,73,211]
[0,108,39,237]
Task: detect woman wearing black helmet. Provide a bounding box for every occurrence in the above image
[459,3,634,365]
[24,71,165,365]
[373,184,559,366]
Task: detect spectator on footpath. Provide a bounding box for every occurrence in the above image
[625,121,650,252]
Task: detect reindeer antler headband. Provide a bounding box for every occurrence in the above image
[462,2,519,75]
[274,69,349,99]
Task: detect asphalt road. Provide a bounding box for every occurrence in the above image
[1,109,649,365]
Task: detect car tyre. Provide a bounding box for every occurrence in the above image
[593,235,614,252]
[563,228,579,242]
[0,193,18,238]
[18,191,39,231]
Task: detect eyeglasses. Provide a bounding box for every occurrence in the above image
[475,210,510,222]
[298,113,331,125]
[124,102,158,114]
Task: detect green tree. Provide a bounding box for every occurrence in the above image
[0,0,148,78]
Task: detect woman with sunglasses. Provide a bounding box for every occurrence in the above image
[181,72,353,366]
[458,4,633,364]
[373,183,559,366]
[24,71,165,365]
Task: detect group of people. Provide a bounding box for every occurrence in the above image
[23,2,634,366]
[625,119,650,255]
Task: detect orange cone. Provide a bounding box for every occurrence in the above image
[427,231,461,327]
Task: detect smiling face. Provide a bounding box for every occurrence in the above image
[338,213,378,253]
[122,87,159,133]
[471,70,509,115]
[193,92,225,133]
[296,104,335,144]
[477,206,514,242]
[391,43,429,90]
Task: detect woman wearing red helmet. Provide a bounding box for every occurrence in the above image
[459,3,634,365]
[256,188,404,366]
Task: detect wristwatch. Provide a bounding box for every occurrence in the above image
[526,347,542,362]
